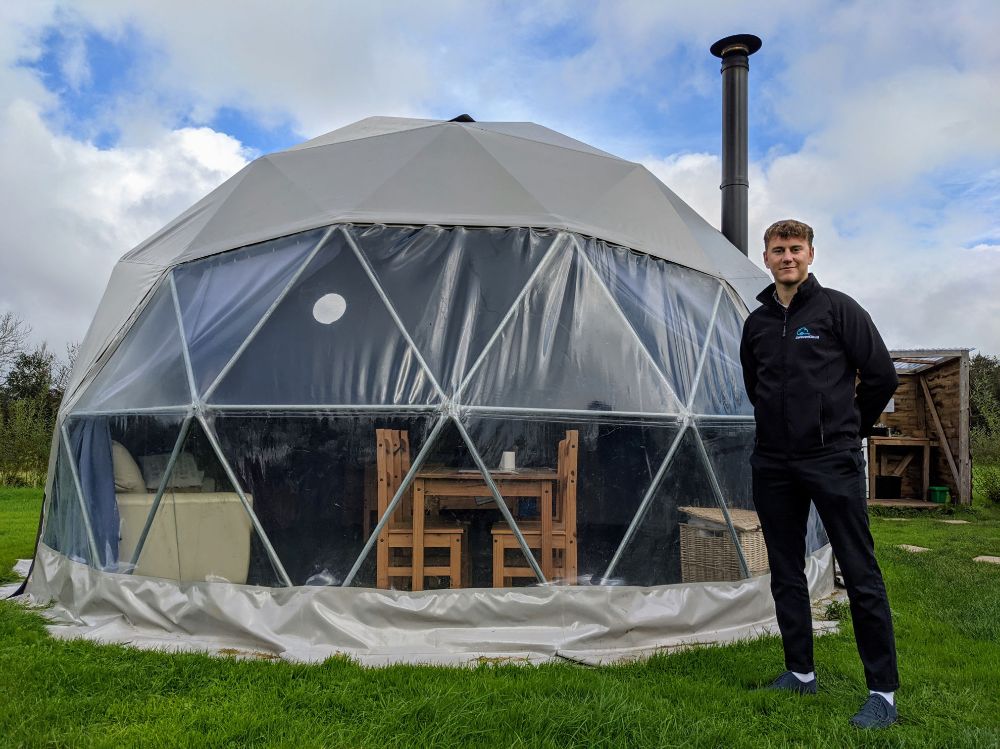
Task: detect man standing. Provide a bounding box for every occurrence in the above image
[739,219,900,729]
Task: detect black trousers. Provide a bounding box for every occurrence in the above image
[752,449,900,691]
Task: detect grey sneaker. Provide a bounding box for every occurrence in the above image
[850,694,898,729]
[764,671,817,695]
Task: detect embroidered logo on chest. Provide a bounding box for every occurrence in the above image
[795,326,820,340]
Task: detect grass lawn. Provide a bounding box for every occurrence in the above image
[0,486,42,584]
[1,487,999,747]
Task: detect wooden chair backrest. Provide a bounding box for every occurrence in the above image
[375,428,412,528]
[555,430,578,528]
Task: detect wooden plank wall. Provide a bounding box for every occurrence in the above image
[882,376,925,438]
[878,360,966,502]
[924,359,961,501]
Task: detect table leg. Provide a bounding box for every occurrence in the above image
[413,478,425,592]
[540,480,553,580]
[922,445,930,501]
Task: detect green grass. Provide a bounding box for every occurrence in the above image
[0,486,41,583]
[2,490,999,747]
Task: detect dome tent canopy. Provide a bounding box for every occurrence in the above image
[30,117,829,666]
[64,117,767,409]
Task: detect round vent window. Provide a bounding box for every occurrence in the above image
[312,293,347,324]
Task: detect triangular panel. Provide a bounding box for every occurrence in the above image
[131,417,286,586]
[354,125,552,222]
[73,282,191,412]
[41,442,92,566]
[209,230,436,406]
[464,414,679,586]
[185,157,327,253]
[583,238,722,407]
[173,228,325,396]
[354,224,558,396]
[462,239,681,413]
[211,411,437,587]
[468,128,636,217]
[697,423,756,515]
[608,428,747,585]
[690,293,753,415]
[64,412,189,574]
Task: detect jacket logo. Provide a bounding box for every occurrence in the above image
[795,326,820,340]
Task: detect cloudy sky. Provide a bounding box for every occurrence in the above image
[1,0,998,361]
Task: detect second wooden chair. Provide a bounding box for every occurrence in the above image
[491,430,579,587]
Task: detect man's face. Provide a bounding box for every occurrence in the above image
[763,234,814,286]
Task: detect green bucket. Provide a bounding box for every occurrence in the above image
[928,486,950,504]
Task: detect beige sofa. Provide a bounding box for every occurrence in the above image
[112,442,253,584]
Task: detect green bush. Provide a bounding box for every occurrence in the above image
[0,397,54,487]
[976,464,1000,505]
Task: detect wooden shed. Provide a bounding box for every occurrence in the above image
[868,349,972,506]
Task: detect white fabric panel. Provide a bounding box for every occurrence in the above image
[286,116,440,151]
[654,182,770,308]
[26,543,833,666]
[467,122,620,159]
[114,118,765,284]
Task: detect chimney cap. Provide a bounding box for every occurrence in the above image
[710,34,762,58]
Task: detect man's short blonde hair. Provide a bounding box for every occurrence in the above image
[763,219,814,247]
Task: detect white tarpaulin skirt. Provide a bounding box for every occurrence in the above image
[24,543,833,666]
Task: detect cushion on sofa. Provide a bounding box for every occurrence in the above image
[111,441,146,493]
[139,452,204,490]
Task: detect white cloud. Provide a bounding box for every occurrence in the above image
[0,97,248,351]
[0,0,998,360]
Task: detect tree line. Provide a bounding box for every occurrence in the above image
[0,312,77,486]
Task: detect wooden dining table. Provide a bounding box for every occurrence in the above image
[411,467,559,586]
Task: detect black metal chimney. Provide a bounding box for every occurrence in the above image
[710,34,762,255]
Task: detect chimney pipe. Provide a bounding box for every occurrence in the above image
[710,34,762,256]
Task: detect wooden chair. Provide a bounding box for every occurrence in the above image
[374,428,468,591]
[491,430,578,586]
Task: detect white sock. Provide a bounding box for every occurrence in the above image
[870,690,895,706]
[792,671,815,683]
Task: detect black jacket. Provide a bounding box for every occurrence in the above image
[740,274,898,458]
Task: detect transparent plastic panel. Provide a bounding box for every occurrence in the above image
[208,230,436,406]
[353,225,558,396]
[212,411,437,589]
[172,228,325,396]
[130,417,285,586]
[690,292,753,415]
[462,414,680,586]
[698,421,828,558]
[73,283,192,412]
[63,413,187,574]
[696,422,755,513]
[806,503,829,555]
[610,428,748,586]
[41,443,92,566]
[582,238,722,406]
[462,239,681,413]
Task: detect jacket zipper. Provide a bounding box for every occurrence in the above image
[781,304,788,445]
[819,394,825,446]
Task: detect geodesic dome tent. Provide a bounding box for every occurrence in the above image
[27,117,832,663]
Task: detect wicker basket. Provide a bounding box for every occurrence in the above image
[679,506,769,582]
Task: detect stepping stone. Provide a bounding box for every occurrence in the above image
[973,556,1000,565]
[937,520,970,525]
[898,544,931,553]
